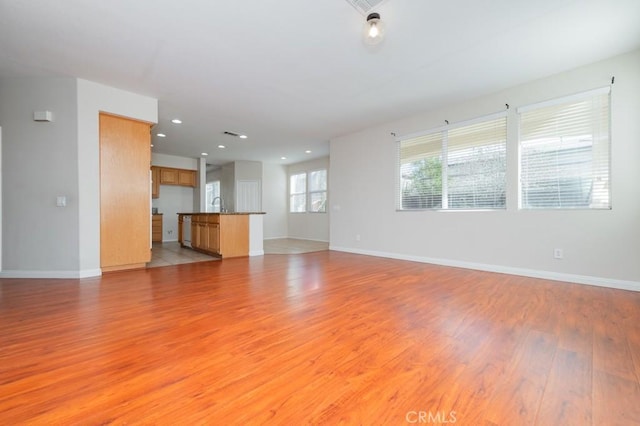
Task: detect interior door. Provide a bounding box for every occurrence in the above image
[99,113,151,271]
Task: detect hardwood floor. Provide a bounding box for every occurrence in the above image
[1,251,639,425]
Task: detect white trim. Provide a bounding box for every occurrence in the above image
[0,269,102,279]
[396,110,508,142]
[516,86,611,113]
[249,250,265,256]
[329,246,640,292]
[285,237,330,243]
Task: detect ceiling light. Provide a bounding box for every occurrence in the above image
[281,156,287,160]
[305,150,312,154]
[218,145,226,149]
[157,133,166,137]
[171,119,182,124]
[239,134,248,139]
[364,13,385,45]
[151,144,154,147]
[201,152,208,156]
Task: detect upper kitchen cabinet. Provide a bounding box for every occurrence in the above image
[100,112,152,272]
[159,167,196,187]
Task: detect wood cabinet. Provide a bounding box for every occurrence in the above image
[99,113,152,272]
[179,214,248,258]
[151,166,160,199]
[159,167,196,187]
[152,214,163,242]
[152,166,196,198]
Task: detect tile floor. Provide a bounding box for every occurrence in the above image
[263,238,329,254]
[147,239,329,268]
[147,242,218,268]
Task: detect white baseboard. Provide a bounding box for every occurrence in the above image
[264,236,329,243]
[249,250,265,256]
[286,237,330,243]
[0,268,102,279]
[329,245,640,292]
[161,238,179,243]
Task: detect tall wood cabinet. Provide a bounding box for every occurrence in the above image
[100,113,152,272]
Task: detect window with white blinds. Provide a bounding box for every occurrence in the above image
[518,87,610,209]
[289,169,328,213]
[397,113,507,210]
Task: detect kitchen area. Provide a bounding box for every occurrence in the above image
[150,153,264,267]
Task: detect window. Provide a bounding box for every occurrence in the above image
[518,87,610,209]
[289,173,307,212]
[398,114,507,210]
[205,181,221,212]
[289,169,327,213]
[308,170,327,212]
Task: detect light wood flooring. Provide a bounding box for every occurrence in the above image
[1,251,639,424]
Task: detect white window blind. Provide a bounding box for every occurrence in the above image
[518,87,610,209]
[397,113,507,210]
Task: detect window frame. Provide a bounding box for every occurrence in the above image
[396,111,508,212]
[517,87,611,210]
[289,169,328,214]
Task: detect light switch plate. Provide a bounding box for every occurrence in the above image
[56,196,67,207]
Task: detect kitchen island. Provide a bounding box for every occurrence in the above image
[177,212,264,258]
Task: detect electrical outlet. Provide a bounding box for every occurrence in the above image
[554,248,563,259]
[355,234,361,242]
[168,230,173,235]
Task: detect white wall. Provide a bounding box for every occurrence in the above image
[330,50,640,290]
[288,157,330,242]
[262,162,287,239]
[152,185,194,241]
[0,77,81,276]
[152,152,198,169]
[220,163,235,212]
[0,126,3,271]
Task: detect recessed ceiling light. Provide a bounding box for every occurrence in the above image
[201,152,208,156]
[151,144,154,147]
[305,150,312,154]
[218,145,226,149]
[281,156,287,160]
[157,133,166,137]
[239,134,248,139]
[171,119,182,124]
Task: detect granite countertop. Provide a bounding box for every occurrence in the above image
[177,212,266,215]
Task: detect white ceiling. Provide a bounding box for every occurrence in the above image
[1,0,639,166]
